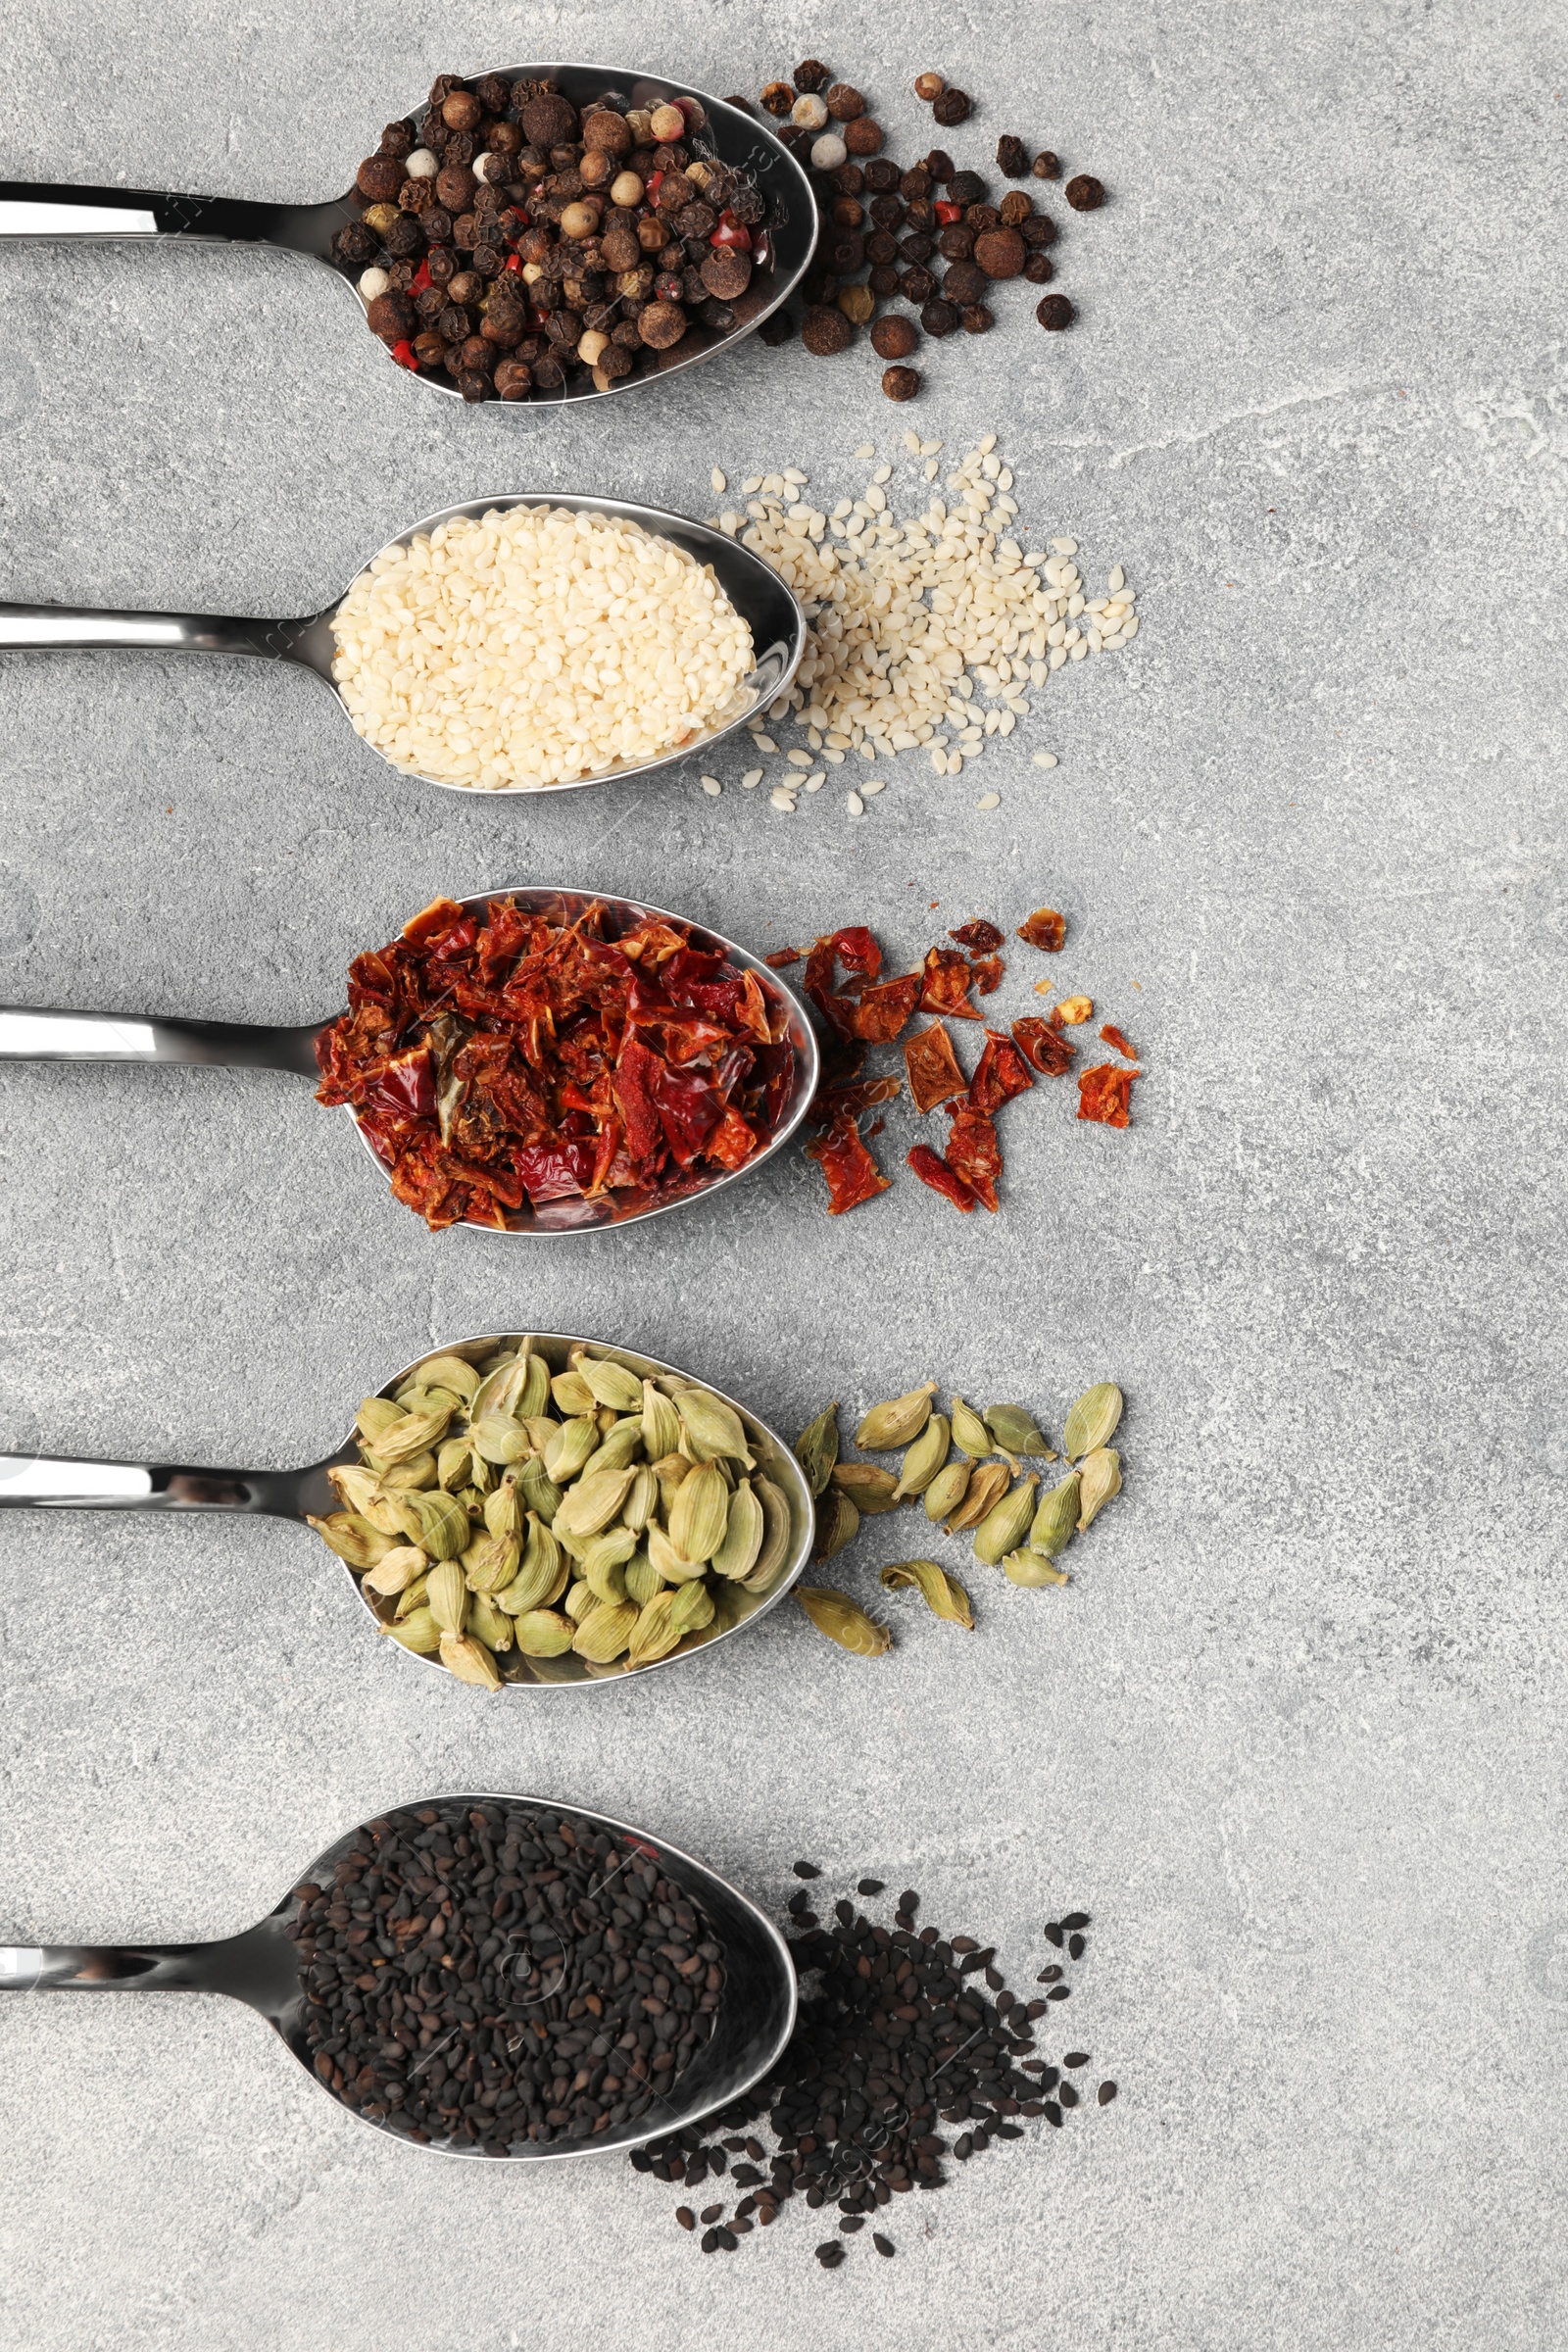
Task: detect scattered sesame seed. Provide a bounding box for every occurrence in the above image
[978,432,998,454]
[753,735,778,752]
[700,775,721,795]
[787,749,813,767]
[861,777,886,797]
[847,791,865,814]
[1052,535,1078,556]
[769,788,797,811]
[855,444,876,459]
[741,769,762,788]
[804,771,826,792]
[873,463,893,484]
[977,791,1001,808]
[1108,564,1125,592]
[710,468,727,494]
[1032,751,1059,769]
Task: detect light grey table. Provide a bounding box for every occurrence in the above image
[0,5,1563,2348]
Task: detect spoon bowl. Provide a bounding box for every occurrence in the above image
[0,64,818,407]
[0,1792,797,2162]
[0,490,807,797]
[0,883,820,1235]
[0,1328,818,1689]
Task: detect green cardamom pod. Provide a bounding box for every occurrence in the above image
[394,1574,429,1620]
[551,1369,598,1417]
[893,1413,951,1501]
[676,1389,755,1468]
[426,1557,468,1635]
[381,1607,440,1654]
[971,1473,1042,1565]
[403,1490,470,1561]
[495,1512,564,1614]
[812,1487,860,1562]
[517,1457,563,1525]
[439,1631,504,1690]
[923,1459,971,1523]
[949,1396,994,1459]
[463,1531,521,1594]
[554,1464,636,1540]
[510,1609,576,1657]
[416,1354,481,1403]
[522,1415,558,1459]
[571,1599,639,1663]
[1075,1446,1122,1530]
[484,1475,523,1543]
[306,1511,398,1571]
[1064,1384,1124,1462]
[855,1382,938,1450]
[983,1403,1054,1459]
[371,1450,439,1493]
[649,1451,691,1515]
[745,1475,796,1592]
[326,1465,405,1537]
[797,1586,893,1655]
[577,1418,645,1482]
[622,1463,658,1534]
[710,1479,765,1581]
[944,1459,1010,1533]
[544,1416,599,1486]
[668,1459,730,1563]
[577,1356,648,1414]
[647,1526,708,1583]
[437,1435,475,1492]
[360,1544,428,1597]
[356,1396,407,1447]
[795,1401,841,1497]
[466,1592,514,1651]
[564,1578,595,1623]
[829,1461,901,1514]
[1001,1546,1069,1588]
[374,1394,457,1463]
[553,1519,588,1564]
[469,1415,533,1466]
[641,1381,681,1461]
[626,1591,683,1668]
[623,1553,664,1606]
[879,1559,975,1629]
[667,1580,716,1635]
[1030,1473,1081,1559]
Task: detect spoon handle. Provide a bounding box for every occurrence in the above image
[0,603,327,665]
[0,1005,323,1076]
[0,180,347,261]
[0,1942,209,1991]
[0,1455,310,1515]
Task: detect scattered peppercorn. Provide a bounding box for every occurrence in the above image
[960,304,994,334]
[1065,173,1106,210]
[931,88,973,124]
[914,72,946,100]
[1033,149,1060,178]
[996,134,1031,176]
[920,296,959,336]
[1036,293,1074,329]
[802,304,855,355]
[760,82,796,117]
[870,315,918,360]
[795,60,831,92]
[881,364,920,400]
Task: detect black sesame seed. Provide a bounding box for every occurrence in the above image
[1098,2080,1118,2106]
[793,1861,823,1880]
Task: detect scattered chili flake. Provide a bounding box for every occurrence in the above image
[1054,995,1094,1025]
[764,947,804,968]
[968,1028,1035,1116]
[1077,1063,1138,1128]
[968,954,1004,996]
[948,919,1004,953]
[850,970,923,1042]
[314,894,797,1231]
[918,945,981,1020]
[831,926,883,978]
[944,1102,1004,1211]
[807,1074,903,1126]
[903,1021,968,1113]
[1100,1023,1138,1060]
[1011,1015,1076,1077]
[805,1112,893,1214]
[1016,907,1068,953]
[907,1143,975,1212]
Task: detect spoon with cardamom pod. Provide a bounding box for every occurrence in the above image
[0,884,818,1237]
[0,65,815,405]
[0,488,806,797]
[0,1330,815,1689]
[0,1791,797,2162]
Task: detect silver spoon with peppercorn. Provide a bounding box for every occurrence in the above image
[0,487,808,795]
[0,1790,798,2159]
[0,65,816,404]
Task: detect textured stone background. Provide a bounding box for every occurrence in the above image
[0,3,1565,2346]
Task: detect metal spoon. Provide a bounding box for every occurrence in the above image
[0,1791,797,2161]
[0,490,806,797]
[0,883,819,1236]
[0,1329,815,1689]
[0,63,817,406]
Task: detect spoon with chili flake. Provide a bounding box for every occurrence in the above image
[0,1791,797,2161]
[0,1329,815,1689]
[0,63,815,405]
[0,488,806,798]
[0,884,818,1236]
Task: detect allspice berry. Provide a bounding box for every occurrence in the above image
[493,354,535,401]
[520,92,577,147]
[701,247,752,300]
[356,154,405,204]
[960,303,994,333]
[844,118,885,155]
[881,365,920,401]
[870,315,918,360]
[1065,173,1106,210]
[931,88,972,125]
[825,83,866,120]
[973,226,1026,279]
[442,88,481,131]
[801,304,854,356]
[637,299,689,349]
[366,290,416,343]
[1036,293,1075,329]
[582,109,632,156]
[435,163,476,213]
[913,73,946,101]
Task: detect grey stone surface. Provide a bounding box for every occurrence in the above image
[0,2,1565,2345]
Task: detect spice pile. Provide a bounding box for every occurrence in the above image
[289,1800,724,2149]
[336,74,781,400]
[313,895,798,1230]
[309,1336,803,1689]
[733,58,1107,397]
[768,911,1139,1218]
[629,1865,1110,2265]
[332,507,755,790]
[700,432,1138,818]
[793,1379,1125,1652]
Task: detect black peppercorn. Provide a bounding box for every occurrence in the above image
[411,331,447,368]
[333,221,378,266]
[437,302,471,343]
[399,175,434,214]
[920,296,958,336]
[899,167,932,200]
[1036,292,1074,328]
[426,245,457,285]
[949,170,986,205]
[867,264,901,296]
[533,352,566,389]
[446,270,482,306]
[999,190,1034,226]
[1033,149,1060,178]
[996,134,1030,177]
[1023,251,1054,282]
[832,197,864,229]
[492,355,533,401]
[729,183,766,225]
[1065,173,1105,210]
[383,213,423,258]
[680,264,708,305]
[960,302,994,333]
[380,121,416,159]
[676,201,716,240]
[760,81,796,118]
[868,195,904,231]
[415,284,447,324]
[443,130,476,168]
[941,260,986,305]
[898,231,934,264]
[924,147,956,182]
[862,158,901,194]
[881,364,919,400]
[423,207,454,245]
[967,203,1001,231]
[1021,213,1057,248]
[825,82,865,119]
[938,224,974,261]
[757,307,796,345]
[794,59,831,92]
[931,88,971,125]
[832,162,865,196]
[456,368,490,402]
[699,296,737,331]
[897,265,937,304]
[830,232,866,272]
[905,197,936,231]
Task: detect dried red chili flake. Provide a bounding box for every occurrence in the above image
[968,954,1004,996]
[764,947,804,968]
[1010,1015,1076,1077]
[830,926,883,979]
[968,1029,1035,1116]
[948,919,1004,954]
[803,926,888,1037]
[1016,907,1068,953]
[807,1074,903,1127]
[903,1021,968,1114]
[907,1143,975,1212]
[1077,1063,1138,1128]
[850,970,922,1042]
[918,945,981,1020]
[805,1112,892,1214]
[1100,1023,1139,1060]
[315,894,796,1231]
[944,1102,1004,1211]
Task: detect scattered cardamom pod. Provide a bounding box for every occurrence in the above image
[972,1473,1042,1565]
[983,1403,1054,1459]
[1063,1382,1124,1462]
[943,1459,1011,1533]
[795,1401,841,1497]
[855,1382,938,1450]
[828,1461,901,1514]
[1029,1473,1082,1560]
[797,1586,894,1655]
[923,1459,971,1523]
[879,1559,975,1629]
[1001,1547,1069,1588]
[812,1487,860,1563]
[893,1413,952,1501]
[1075,1446,1122,1530]
[949,1396,994,1459]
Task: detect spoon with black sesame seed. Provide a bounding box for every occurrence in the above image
[0,1795,796,2158]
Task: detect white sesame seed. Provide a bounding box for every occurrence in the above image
[710,468,727,494]
[978,433,997,454]
[861,776,886,797]
[903,430,921,453]
[742,475,762,494]
[700,775,721,795]
[804,771,826,791]
[1032,751,1058,768]
[822,747,845,763]
[976,791,1001,809]
[949,752,963,775]
[769,788,797,811]
[753,735,778,752]
[847,791,865,814]
[784,467,809,485]
[1108,564,1125,593]
[873,463,893,483]
[741,768,762,788]
[856,443,876,459]
[1052,536,1078,556]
